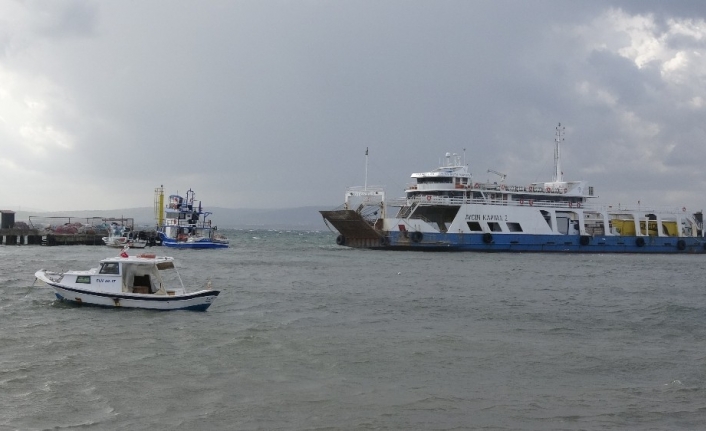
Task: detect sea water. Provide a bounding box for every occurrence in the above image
[1,229,705,430]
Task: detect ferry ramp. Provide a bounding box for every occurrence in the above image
[320,209,384,248]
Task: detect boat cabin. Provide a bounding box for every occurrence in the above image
[65,255,186,295]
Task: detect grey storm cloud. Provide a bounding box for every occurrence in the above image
[0,0,705,212]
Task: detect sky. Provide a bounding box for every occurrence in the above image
[1,0,705,212]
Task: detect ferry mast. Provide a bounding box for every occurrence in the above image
[553,123,565,182]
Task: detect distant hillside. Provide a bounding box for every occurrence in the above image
[11,206,334,230]
[211,206,334,230]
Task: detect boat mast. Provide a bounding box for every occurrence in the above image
[553,123,564,182]
[364,147,369,191]
[154,185,164,227]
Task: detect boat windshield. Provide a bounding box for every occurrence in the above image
[99,263,120,275]
[156,263,184,290]
[156,261,175,270]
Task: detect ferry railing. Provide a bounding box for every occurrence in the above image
[345,185,386,196]
[587,204,694,215]
[386,196,692,215]
[405,183,566,193]
[344,186,386,211]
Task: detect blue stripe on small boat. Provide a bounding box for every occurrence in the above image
[48,284,219,301]
[52,292,214,311]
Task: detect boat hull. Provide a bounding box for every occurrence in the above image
[46,283,219,311]
[161,239,229,249]
[345,230,706,253]
[104,241,148,249]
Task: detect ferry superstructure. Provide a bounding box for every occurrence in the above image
[321,125,705,253]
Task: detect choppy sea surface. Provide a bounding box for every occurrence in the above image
[1,228,706,430]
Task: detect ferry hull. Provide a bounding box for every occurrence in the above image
[354,231,706,253]
[321,207,706,253]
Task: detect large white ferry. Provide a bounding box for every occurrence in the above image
[321,125,706,253]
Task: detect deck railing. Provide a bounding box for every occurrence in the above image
[386,196,691,216]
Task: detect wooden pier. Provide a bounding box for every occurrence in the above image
[0,213,161,246]
[0,229,160,246]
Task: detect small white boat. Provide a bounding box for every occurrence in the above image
[103,235,148,249]
[102,224,148,249]
[34,251,219,311]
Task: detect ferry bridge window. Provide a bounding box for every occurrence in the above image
[417,178,452,184]
[99,263,119,275]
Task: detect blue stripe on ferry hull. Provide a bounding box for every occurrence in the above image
[383,232,706,253]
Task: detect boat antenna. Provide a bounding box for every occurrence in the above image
[554,123,564,182]
[364,147,369,191]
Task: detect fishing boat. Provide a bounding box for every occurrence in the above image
[34,249,219,311]
[321,125,706,253]
[102,223,148,249]
[154,186,229,249]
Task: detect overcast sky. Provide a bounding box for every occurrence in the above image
[1,1,705,212]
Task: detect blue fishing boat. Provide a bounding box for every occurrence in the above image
[321,124,706,253]
[155,187,229,249]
